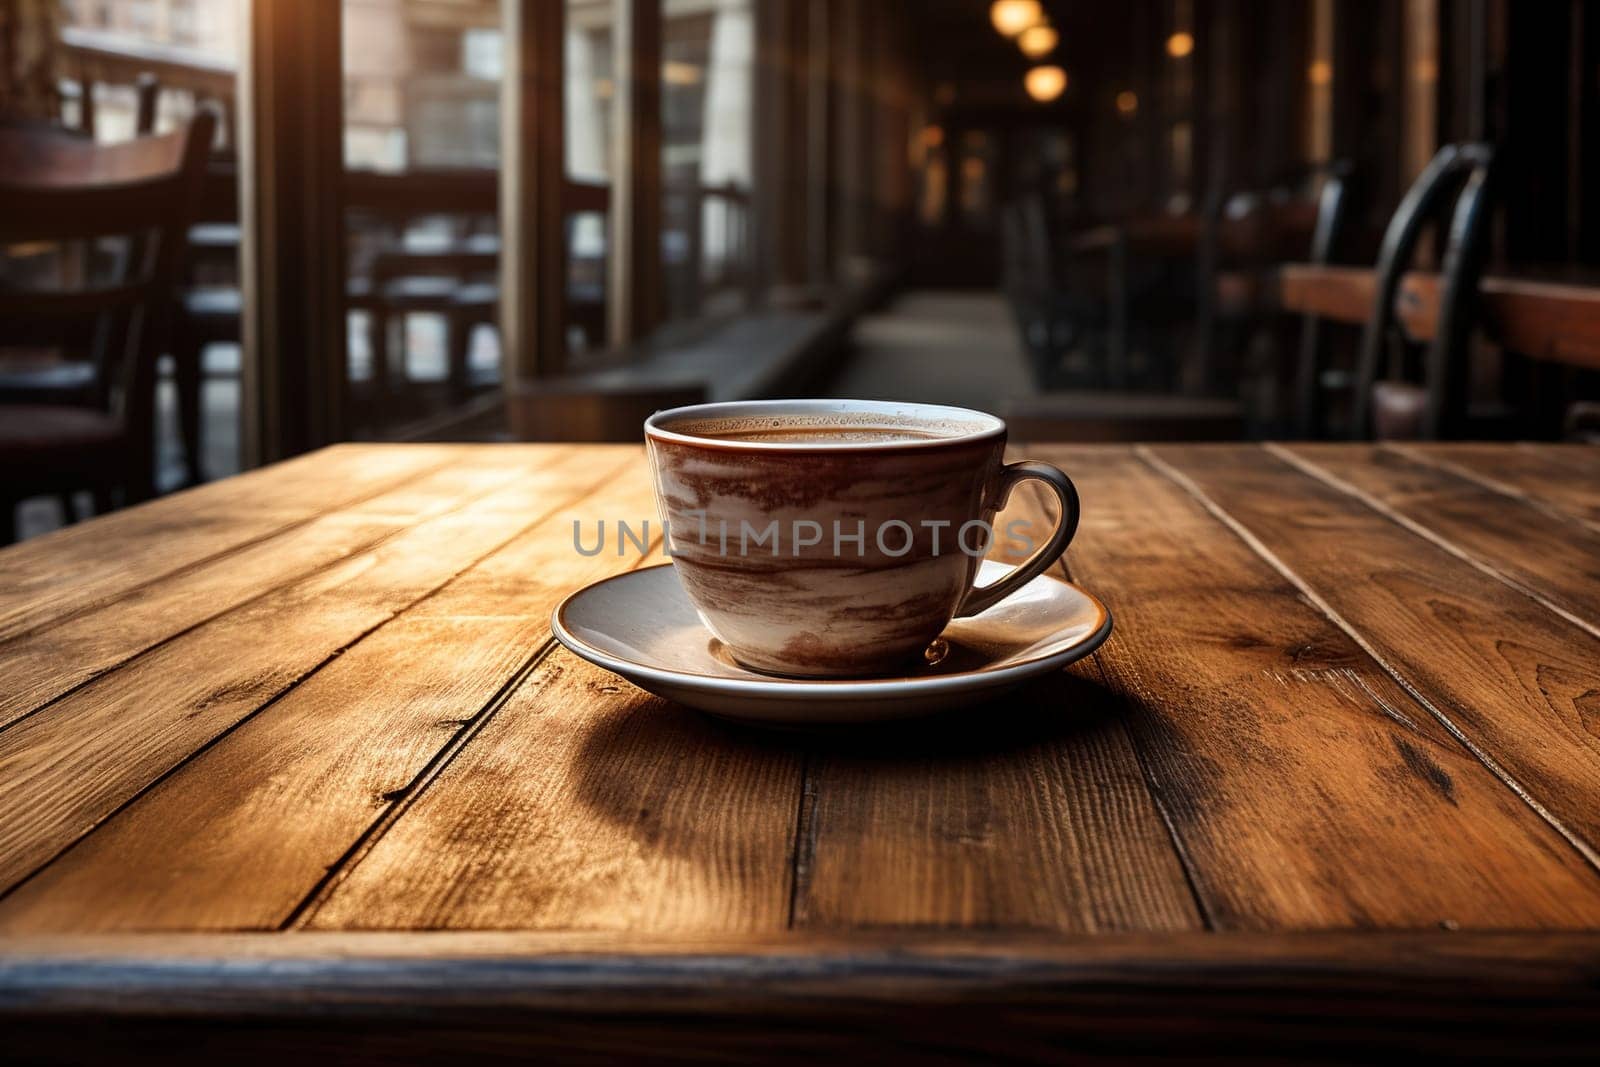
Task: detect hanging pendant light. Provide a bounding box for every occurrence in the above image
[1018,24,1059,59]
[990,1,1044,38]
[1025,65,1068,103]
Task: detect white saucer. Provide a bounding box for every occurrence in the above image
[550,561,1113,726]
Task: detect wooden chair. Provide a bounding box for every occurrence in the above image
[47,71,159,141]
[0,73,163,412]
[49,69,237,486]
[0,109,216,543]
[174,170,506,447]
[348,241,500,422]
[169,156,243,483]
[1344,143,1497,440]
[341,170,507,435]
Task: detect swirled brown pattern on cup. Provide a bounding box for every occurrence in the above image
[647,433,1005,677]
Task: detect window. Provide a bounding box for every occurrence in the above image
[342,0,503,437]
[660,0,753,322]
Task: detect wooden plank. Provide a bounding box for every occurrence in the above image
[0,444,458,644]
[1031,446,1600,929]
[1277,263,1374,325]
[793,672,1202,931]
[0,456,665,933]
[0,450,571,731]
[1396,443,1600,532]
[1393,270,1440,341]
[1278,264,1600,370]
[3,931,1600,1060]
[301,477,800,932]
[1276,266,1431,343]
[0,447,624,896]
[301,648,803,933]
[793,480,1200,932]
[399,454,659,620]
[1144,443,1600,879]
[1477,274,1600,371]
[1278,444,1600,634]
[0,614,539,933]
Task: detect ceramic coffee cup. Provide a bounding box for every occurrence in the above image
[643,399,1080,678]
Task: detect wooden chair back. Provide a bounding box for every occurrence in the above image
[54,71,159,139]
[1351,143,1496,439]
[0,109,217,495]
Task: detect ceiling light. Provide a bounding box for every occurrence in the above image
[1018,24,1059,59]
[991,1,1044,38]
[1025,65,1068,103]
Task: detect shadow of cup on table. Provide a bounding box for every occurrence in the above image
[568,660,1126,856]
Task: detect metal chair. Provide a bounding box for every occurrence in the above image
[1290,164,1356,437]
[1182,161,1353,430]
[1350,143,1497,440]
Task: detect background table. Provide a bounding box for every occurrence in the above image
[2,442,1599,1061]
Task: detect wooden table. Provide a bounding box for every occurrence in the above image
[3,442,1600,1061]
[1066,215,1202,257]
[1062,218,1207,380]
[1278,262,1600,371]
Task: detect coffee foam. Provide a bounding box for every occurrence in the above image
[663,411,988,443]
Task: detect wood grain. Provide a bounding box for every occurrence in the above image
[1391,271,1600,369]
[4,931,1600,1062]
[5,441,1600,1055]
[1277,263,1375,326]
[1470,274,1600,371]
[0,447,621,896]
[1396,443,1600,532]
[303,650,805,933]
[0,450,572,731]
[1033,446,1600,929]
[1145,443,1600,878]
[0,615,543,933]
[1277,443,1600,635]
[794,481,1201,932]
[793,676,1202,932]
[301,468,800,932]
[1279,264,1600,371]
[0,455,662,933]
[219,460,800,934]
[0,444,459,643]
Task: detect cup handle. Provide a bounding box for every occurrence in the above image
[953,461,1080,618]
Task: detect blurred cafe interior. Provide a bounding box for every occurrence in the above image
[3,0,1600,542]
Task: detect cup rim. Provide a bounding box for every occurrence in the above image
[643,399,1007,453]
